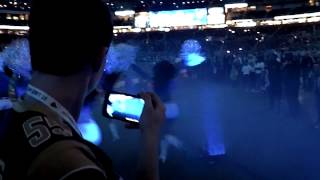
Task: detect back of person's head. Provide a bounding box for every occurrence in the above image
[153,60,177,83]
[29,0,113,76]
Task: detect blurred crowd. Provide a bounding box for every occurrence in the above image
[110,23,320,125]
[1,23,320,124]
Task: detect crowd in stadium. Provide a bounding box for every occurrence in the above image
[1,21,320,124]
[2,0,320,179]
[108,23,320,125]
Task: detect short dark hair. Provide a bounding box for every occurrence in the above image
[153,60,177,83]
[29,0,113,76]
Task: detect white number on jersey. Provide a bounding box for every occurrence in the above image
[22,116,73,148]
[23,116,51,148]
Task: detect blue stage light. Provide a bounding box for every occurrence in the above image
[78,107,102,145]
[201,87,226,156]
[185,53,206,67]
[180,40,206,67]
[78,120,102,145]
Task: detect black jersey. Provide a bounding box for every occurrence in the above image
[0,109,119,180]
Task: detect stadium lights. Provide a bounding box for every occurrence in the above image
[164,28,171,32]
[307,16,320,22]
[132,28,142,33]
[274,12,320,20]
[208,7,224,14]
[224,3,248,13]
[226,19,257,27]
[205,24,228,28]
[208,7,225,25]
[282,18,307,24]
[260,20,282,26]
[121,29,129,33]
[115,10,135,16]
[3,7,320,35]
[208,15,225,24]
[158,27,171,32]
[236,20,257,27]
[114,26,132,29]
[0,25,29,30]
[248,6,256,10]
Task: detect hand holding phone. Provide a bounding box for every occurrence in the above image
[104,91,165,180]
[137,92,165,180]
[139,92,165,135]
[104,92,145,124]
[103,91,165,133]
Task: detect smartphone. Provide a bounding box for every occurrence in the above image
[103,92,145,124]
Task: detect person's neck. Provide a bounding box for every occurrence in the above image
[29,71,91,121]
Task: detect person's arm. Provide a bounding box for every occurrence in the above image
[136,93,165,180]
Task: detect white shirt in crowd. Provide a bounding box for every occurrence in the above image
[255,62,265,74]
[242,65,253,75]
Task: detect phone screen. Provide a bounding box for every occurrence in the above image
[104,93,145,123]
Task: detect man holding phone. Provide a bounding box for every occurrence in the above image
[0,0,164,180]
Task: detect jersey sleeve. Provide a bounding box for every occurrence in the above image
[27,139,107,180]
